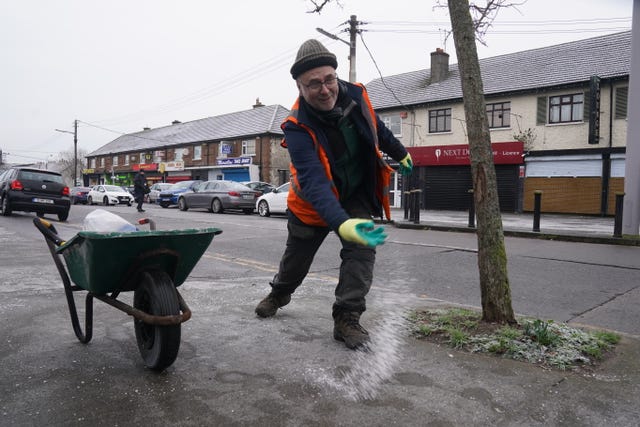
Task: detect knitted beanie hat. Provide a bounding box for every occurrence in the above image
[290,39,338,79]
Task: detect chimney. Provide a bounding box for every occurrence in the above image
[172,120,181,125]
[430,48,449,83]
[253,97,264,108]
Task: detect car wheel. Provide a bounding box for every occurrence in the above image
[1,196,12,216]
[103,196,110,206]
[58,210,69,222]
[211,198,223,213]
[258,200,270,217]
[178,197,188,211]
[87,196,94,205]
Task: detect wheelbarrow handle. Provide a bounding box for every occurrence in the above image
[33,217,66,246]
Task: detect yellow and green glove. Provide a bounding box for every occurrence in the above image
[399,153,413,176]
[338,219,387,247]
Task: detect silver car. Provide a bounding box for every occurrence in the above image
[147,182,172,203]
[178,180,259,214]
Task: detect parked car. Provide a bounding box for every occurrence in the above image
[87,184,134,206]
[70,186,91,204]
[0,167,71,221]
[241,181,276,196]
[157,180,202,208]
[147,182,172,203]
[256,182,290,217]
[178,180,259,214]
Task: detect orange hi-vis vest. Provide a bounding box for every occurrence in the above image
[281,83,394,228]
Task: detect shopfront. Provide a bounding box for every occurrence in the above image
[406,141,524,212]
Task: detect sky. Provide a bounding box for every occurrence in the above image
[1,0,633,164]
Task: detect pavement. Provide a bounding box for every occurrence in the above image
[387,207,639,246]
[2,209,640,426]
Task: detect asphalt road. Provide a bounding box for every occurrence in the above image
[1,203,639,425]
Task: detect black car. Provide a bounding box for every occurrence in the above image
[0,167,71,221]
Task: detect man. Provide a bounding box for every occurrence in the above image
[133,169,147,212]
[255,39,413,350]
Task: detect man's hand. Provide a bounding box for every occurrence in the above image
[399,153,413,176]
[338,219,387,247]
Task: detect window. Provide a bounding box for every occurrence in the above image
[100,158,105,168]
[486,102,510,128]
[429,108,451,133]
[549,93,583,124]
[382,114,402,136]
[90,158,96,168]
[219,141,232,156]
[615,86,628,120]
[193,145,202,160]
[174,148,185,162]
[242,139,256,156]
[124,154,130,165]
[112,156,118,166]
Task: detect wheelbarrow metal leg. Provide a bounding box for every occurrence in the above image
[45,238,93,344]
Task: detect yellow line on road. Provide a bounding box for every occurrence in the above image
[203,252,337,282]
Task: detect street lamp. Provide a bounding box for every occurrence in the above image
[54,119,78,185]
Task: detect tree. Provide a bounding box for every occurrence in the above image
[55,147,88,186]
[447,0,515,323]
[307,0,517,324]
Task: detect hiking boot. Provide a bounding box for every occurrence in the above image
[333,311,370,350]
[255,292,291,318]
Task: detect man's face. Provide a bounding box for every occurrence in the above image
[297,66,338,112]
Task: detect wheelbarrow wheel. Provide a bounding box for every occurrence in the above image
[133,270,181,371]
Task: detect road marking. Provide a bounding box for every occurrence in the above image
[203,252,338,282]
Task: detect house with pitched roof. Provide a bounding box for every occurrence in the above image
[84,102,291,188]
[366,31,630,215]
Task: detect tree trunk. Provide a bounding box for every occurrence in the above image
[447,0,515,323]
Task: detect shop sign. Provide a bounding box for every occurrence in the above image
[217,157,251,166]
[407,141,523,166]
[133,163,159,172]
[160,161,185,172]
[83,168,95,174]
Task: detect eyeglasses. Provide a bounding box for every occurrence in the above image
[302,75,338,91]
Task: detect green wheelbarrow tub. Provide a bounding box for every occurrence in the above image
[57,228,222,294]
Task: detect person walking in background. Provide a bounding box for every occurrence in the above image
[133,169,147,213]
[255,39,413,350]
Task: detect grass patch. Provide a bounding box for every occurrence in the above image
[409,307,621,371]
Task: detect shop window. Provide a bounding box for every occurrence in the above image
[193,145,202,160]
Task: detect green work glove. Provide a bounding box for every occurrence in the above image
[399,153,413,176]
[338,219,387,247]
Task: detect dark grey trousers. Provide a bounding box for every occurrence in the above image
[269,219,376,319]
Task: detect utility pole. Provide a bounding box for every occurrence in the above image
[348,15,358,83]
[73,119,78,185]
[316,14,363,83]
[54,119,79,186]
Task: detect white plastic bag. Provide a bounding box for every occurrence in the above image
[83,209,138,232]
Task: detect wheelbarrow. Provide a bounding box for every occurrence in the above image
[34,217,222,371]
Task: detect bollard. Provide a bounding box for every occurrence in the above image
[533,190,542,232]
[403,191,410,220]
[613,192,625,238]
[411,189,421,224]
[467,189,475,228]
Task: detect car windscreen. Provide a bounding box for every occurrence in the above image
[103,185,123,192]
[17,170,64,184]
